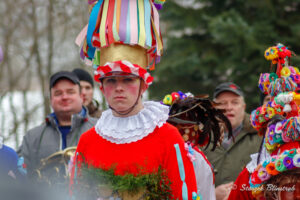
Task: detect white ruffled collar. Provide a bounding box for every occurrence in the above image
[95,101,169,144]
[246,146,272,173]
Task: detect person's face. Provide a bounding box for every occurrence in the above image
[279,182,300,200]
[80,81,93,106]
[50,79,83,117]
[101,76,146,117]
[215,92,246,130]
[263,94,272,105]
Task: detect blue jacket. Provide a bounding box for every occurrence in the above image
[0,144,23,180]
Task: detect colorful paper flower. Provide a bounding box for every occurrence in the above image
[265,162,279,176]
[163,94,173,105]
[264,47,279,61]
[293,154,300,167]
[257,167,271,182]
[281,67,291,77]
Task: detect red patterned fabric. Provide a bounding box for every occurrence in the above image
[94,60,154,86]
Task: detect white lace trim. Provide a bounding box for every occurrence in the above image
[246,147,272,173]
[95,101,169,144]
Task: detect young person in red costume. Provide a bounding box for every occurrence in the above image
[228,44,300,200]
[70,0,199,199]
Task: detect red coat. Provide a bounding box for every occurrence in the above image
[228,167,256,200]
[72,123,197,199]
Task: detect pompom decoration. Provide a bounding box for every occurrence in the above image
[293,154,300,167]
[163,95,173,105]
[281,67,291,77]
[259,44,297,97]
[264,47,279,63]
[178,91,187,99]
[250,148,300,197]
[171,92,180,101]
[257,167,271,181]
[264,117,300,153]
[275,158,286,172]
[250,43,300,198]
[250,100,284,134]
[265,162,279,176]
[154,3,163,10]
[259,73,298,96]
[264,44,292,65]
[154,0,166,9]
[161,91,191,106]
[283,156,294,169]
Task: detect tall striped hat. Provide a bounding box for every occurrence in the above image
[76,0,166,86]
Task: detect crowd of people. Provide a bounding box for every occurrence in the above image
[1,0,300,200]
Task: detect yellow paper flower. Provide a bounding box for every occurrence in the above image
[163,94,172,105]
[281,67,291,77]
[264,47,278,61]
[266,107,275,118]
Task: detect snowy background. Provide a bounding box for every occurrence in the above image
[0,88,103,149]
[1,88,149,150]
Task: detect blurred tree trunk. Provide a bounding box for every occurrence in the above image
[0,0,36,147]
[30,0,51,117]
[45,0,54,115]
[0,0,88,148]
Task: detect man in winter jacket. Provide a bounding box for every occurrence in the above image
[203,82,261,200]
[18,71,97,179]
[72,68,102,118]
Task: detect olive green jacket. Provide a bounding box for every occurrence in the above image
[202,113,261,186]
[86,99,102,118]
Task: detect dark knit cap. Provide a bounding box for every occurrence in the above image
[72,68,94,87]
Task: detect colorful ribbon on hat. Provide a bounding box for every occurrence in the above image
[78,0,165,70]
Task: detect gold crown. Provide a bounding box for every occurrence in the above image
[100,43,147,69]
